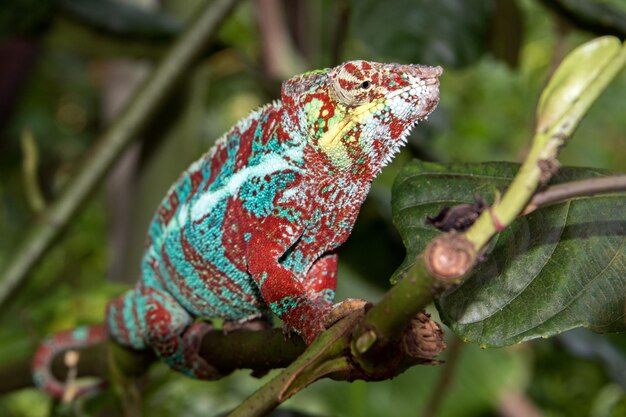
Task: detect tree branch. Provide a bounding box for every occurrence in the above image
[330,0,350,65]
[0,0,240,312]
[256,0,306,79]
[524,174,626,214]
[226,311,438,417]
[0,328,305,395]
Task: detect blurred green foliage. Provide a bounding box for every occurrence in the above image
[0,0,625,416]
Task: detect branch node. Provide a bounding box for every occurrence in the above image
[425,233,475,279]
[537,157,561,185]
[401,312,446,360]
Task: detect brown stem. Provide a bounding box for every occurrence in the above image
[497,391,543,417]
[422,337,463,417]
[524,174,626,214]
[256,0,304,79]
[330,0,350,65]
[0,328,305,395]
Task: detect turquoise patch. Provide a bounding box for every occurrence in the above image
[240,172,297,218]
[72,326,89,342]
[270,295,304,316]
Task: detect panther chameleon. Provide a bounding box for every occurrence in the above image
[33,60,442,397]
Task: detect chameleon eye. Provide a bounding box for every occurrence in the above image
[329,66,373,106]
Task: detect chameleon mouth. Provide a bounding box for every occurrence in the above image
[409,64,444,81]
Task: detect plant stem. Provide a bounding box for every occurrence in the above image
[2,328,305,395]
[465,38,626,251]
[227,316,356,417]
[360,257,436,342]
[0,0,240,312]
[422,337,463,417]
[524,174,626,214]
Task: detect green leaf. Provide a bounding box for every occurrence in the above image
[349,0,493,68]
[391,160,626,347]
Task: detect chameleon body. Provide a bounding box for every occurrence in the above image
[33,60,441,397]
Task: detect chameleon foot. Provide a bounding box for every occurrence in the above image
[182,321,224,380]
[223,313,272,334]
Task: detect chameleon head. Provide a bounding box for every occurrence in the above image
[281,60,442,176]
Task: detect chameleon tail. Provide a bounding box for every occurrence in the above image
[32,324,108,399]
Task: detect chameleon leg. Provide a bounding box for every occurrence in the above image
[138,285,222,380]
[303,253,338,305]
[107,290,147,349]
[247,223,331,344]
[304,253,370,329]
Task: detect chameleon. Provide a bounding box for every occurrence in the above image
[32,60,442,397]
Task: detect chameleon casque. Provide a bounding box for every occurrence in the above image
[33,60,442,397]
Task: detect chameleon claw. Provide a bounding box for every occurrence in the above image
[183,321,224,380]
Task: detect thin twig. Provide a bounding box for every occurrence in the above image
[422,337,463,417]
[0,0,240,312]
[498,391,543,417]
[524,174,626,214]
[330,0,350,65]
[256,0,305,80]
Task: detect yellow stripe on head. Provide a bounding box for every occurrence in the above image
[317,99,386,168]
